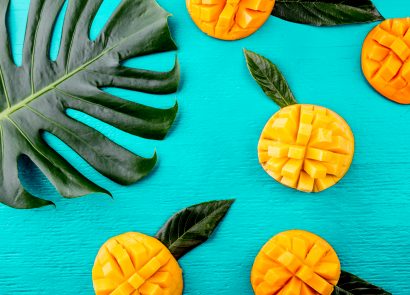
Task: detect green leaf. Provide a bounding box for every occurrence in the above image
[333,270,392,295]
[155,199,235,260]
[244,49,297,108]
[272,0,384,26]
[0,0,179,209]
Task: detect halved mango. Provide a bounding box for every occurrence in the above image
[92,232,183,295]
[258,104,354,192]
[362,18,410,104]
[186,0,276,40]
[251,230,341,295]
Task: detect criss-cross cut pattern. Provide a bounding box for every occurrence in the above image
[92,233,183,295]
[258,104,354,192]
[186,0,275,40]
[362,18,410,104]
[251,230,341,295]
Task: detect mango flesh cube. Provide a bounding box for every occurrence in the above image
[281,175,299,188]
[94,279,118,295]
[304,159,327,179]
[251,230,341,295]
[272,118,296,143]
[300,105,314,123]
[309,128,333,149]
[268,142,289,158]
[297,171,314,193]
[92,232,183,295]
[110,282,135,295]
[391,38,410,61]
[259,151,270,164]
[367,41,390,61]
[242,0,271,11]
[282,159,303,178]
[266,158,288,173]
[379,54,402,81]
[306,148,333,162]
[186,0,276,40]
[392,18,407,35]
[296,123,313,146]
[322,161,344,178]
[288,145,306,160]
[258,104,354,193]
[200,4,224,22]
[362,18,410,104]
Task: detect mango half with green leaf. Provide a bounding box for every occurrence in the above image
[244,49,354,192]
[91,200,234,295]
[258,104,354,192]
[186,0,276,40]
[251,230,391,294]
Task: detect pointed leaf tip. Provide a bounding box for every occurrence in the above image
[272,0,384,27]
[155,199,235,260]
[244,49,297,108]
[332,270,392,295]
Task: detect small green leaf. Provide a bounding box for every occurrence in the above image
[333,270,392,295]
[244,49,297,108]
[155,199,235,260]
[0,0,179,209]
[272,0,384,26]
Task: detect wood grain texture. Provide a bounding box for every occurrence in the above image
[0,0,408,294]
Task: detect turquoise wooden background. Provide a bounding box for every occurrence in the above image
[0,0,408,294]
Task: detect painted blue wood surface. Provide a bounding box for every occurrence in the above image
[0,0,409,294]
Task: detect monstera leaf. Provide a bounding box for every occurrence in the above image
[0,0,179,209]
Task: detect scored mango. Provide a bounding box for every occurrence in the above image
[92,232,183,295]
[251,230,341,295]
[362,18,410,104]
[186,0,276,40]
[258,104,354,192]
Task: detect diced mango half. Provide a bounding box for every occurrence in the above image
[251,230,341,295]
[92,232,183,295]
[258,104,354,193]
[362,18,410,104]
[186,0,276,40]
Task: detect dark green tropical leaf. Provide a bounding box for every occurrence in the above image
[244,49,297,108]
[0,0,179,209]
[333,270,392,295]
[272,0,384,26]
[155,199,234,260]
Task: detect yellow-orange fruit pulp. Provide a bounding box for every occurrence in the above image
[186,0,276,40]
[92,232,183,295]
[362,18,410,104]
[258,104,354,192]
[251,230,341,295]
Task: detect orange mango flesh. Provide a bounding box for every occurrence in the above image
[251,230,341,295]
[92,232,183,295]
[186,0,276,40]
[362,18,410,104]
[258,104,354,192]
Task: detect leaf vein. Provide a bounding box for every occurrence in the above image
[6,116,48,160]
